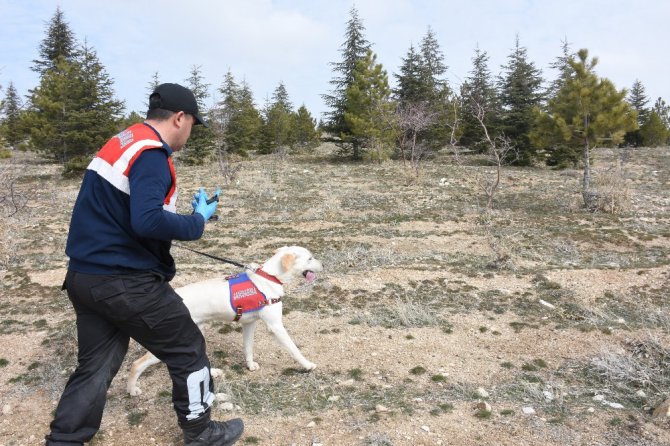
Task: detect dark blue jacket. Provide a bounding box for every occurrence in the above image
[66,123,205,280]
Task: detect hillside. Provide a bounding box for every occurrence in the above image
[0,145,669,445]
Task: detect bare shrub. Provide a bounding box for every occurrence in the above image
[216,142,242,185]
[391,296,438,327]
[0,162,28,217]
[358,296,439,328]
[590,336,670,394]
[394,102,437,176]
[451,102,518,211]
[584,161,630,214]
[324,244,396,274]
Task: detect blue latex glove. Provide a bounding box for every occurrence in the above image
[192,187,220,221]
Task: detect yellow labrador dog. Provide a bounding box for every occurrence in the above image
[127,246,322,396]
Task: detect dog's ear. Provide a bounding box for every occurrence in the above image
[280,253,296,272]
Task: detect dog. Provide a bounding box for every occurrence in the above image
[126,246,323,396]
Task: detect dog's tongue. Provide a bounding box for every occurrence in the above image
[304,271,316,283]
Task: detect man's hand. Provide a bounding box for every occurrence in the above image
[192,187,220,221]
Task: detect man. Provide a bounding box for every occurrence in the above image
[45,83,243,446]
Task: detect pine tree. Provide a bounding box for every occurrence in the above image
[212,70,241,138]
[120,111,144,128]
[32,6,78,75]
[394,29,454,156]
[530,49,637,205]
[639,111,670,147]
[225,81,262,157]
[459,46,501,152]
[0,82,25,149]
[627,79,649,124]
[322,6,371,136]
[417,28,453,151]
[394,45,425,104]
[24,41,124,170]
[292,105,320,150]
[623,79,649,146]
[260,82,295,154]
[417,27,449,102]
[653,97,670,128]
[547,38,574,99]
[144,71,160,111]
[180,65,214,165]
[69,40,124,152]
[498,35,544,165]
[342,50,394,160]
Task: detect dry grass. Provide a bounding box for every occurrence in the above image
[0,146,669,445]
[589,336,670,396]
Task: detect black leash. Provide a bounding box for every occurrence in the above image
[172,243,247,269]
[176,192,249,268]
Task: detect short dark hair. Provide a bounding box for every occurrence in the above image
[146,107,175,121]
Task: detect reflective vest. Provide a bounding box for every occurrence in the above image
[87,123,178,212]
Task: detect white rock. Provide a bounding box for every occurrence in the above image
[421,425,430,433]
[215,393,230,402]
[539,299,555,309]
[522,406,535,415]
[592,394,606,402]
[476,402,492,412]
[328,395,340,402]
[375,404,389,412]
[2,404,11,415]
[339,379,355,386]
[608,402,624,409]
[307,421,316,428]
[635,390,647,398]
[220,402,234,411]
[587,407,595,413]
[543,390,554,401]
[476,387,489,398]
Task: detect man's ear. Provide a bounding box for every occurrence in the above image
[174,111,187,128]
[280,253,296,272]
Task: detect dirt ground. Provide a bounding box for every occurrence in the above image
[0,145,669,446]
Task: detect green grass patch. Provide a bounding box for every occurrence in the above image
[409,366,426,376]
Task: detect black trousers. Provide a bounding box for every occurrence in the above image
[46,270,215,445]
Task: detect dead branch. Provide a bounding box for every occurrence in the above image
[216,142,242,185]
[450,100,518,211]
[0,164,28,217]
[394,102,438,177]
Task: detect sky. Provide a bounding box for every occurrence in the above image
[1,0,668,121]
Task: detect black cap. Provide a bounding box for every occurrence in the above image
[149,83,207,127]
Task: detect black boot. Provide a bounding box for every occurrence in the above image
[183,417,244,446]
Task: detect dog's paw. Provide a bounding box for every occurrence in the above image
[128,386,142,397]
[303,362,317,372]
[210,368,223,378]
[247,361,260,371]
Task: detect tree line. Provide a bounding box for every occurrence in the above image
[0,7,320,171]
[1,6,669,174]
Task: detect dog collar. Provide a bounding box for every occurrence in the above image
[254,268,282,285]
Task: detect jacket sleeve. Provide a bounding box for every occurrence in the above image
[128,149,205,241]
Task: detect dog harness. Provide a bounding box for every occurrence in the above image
[227,270,282,321]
